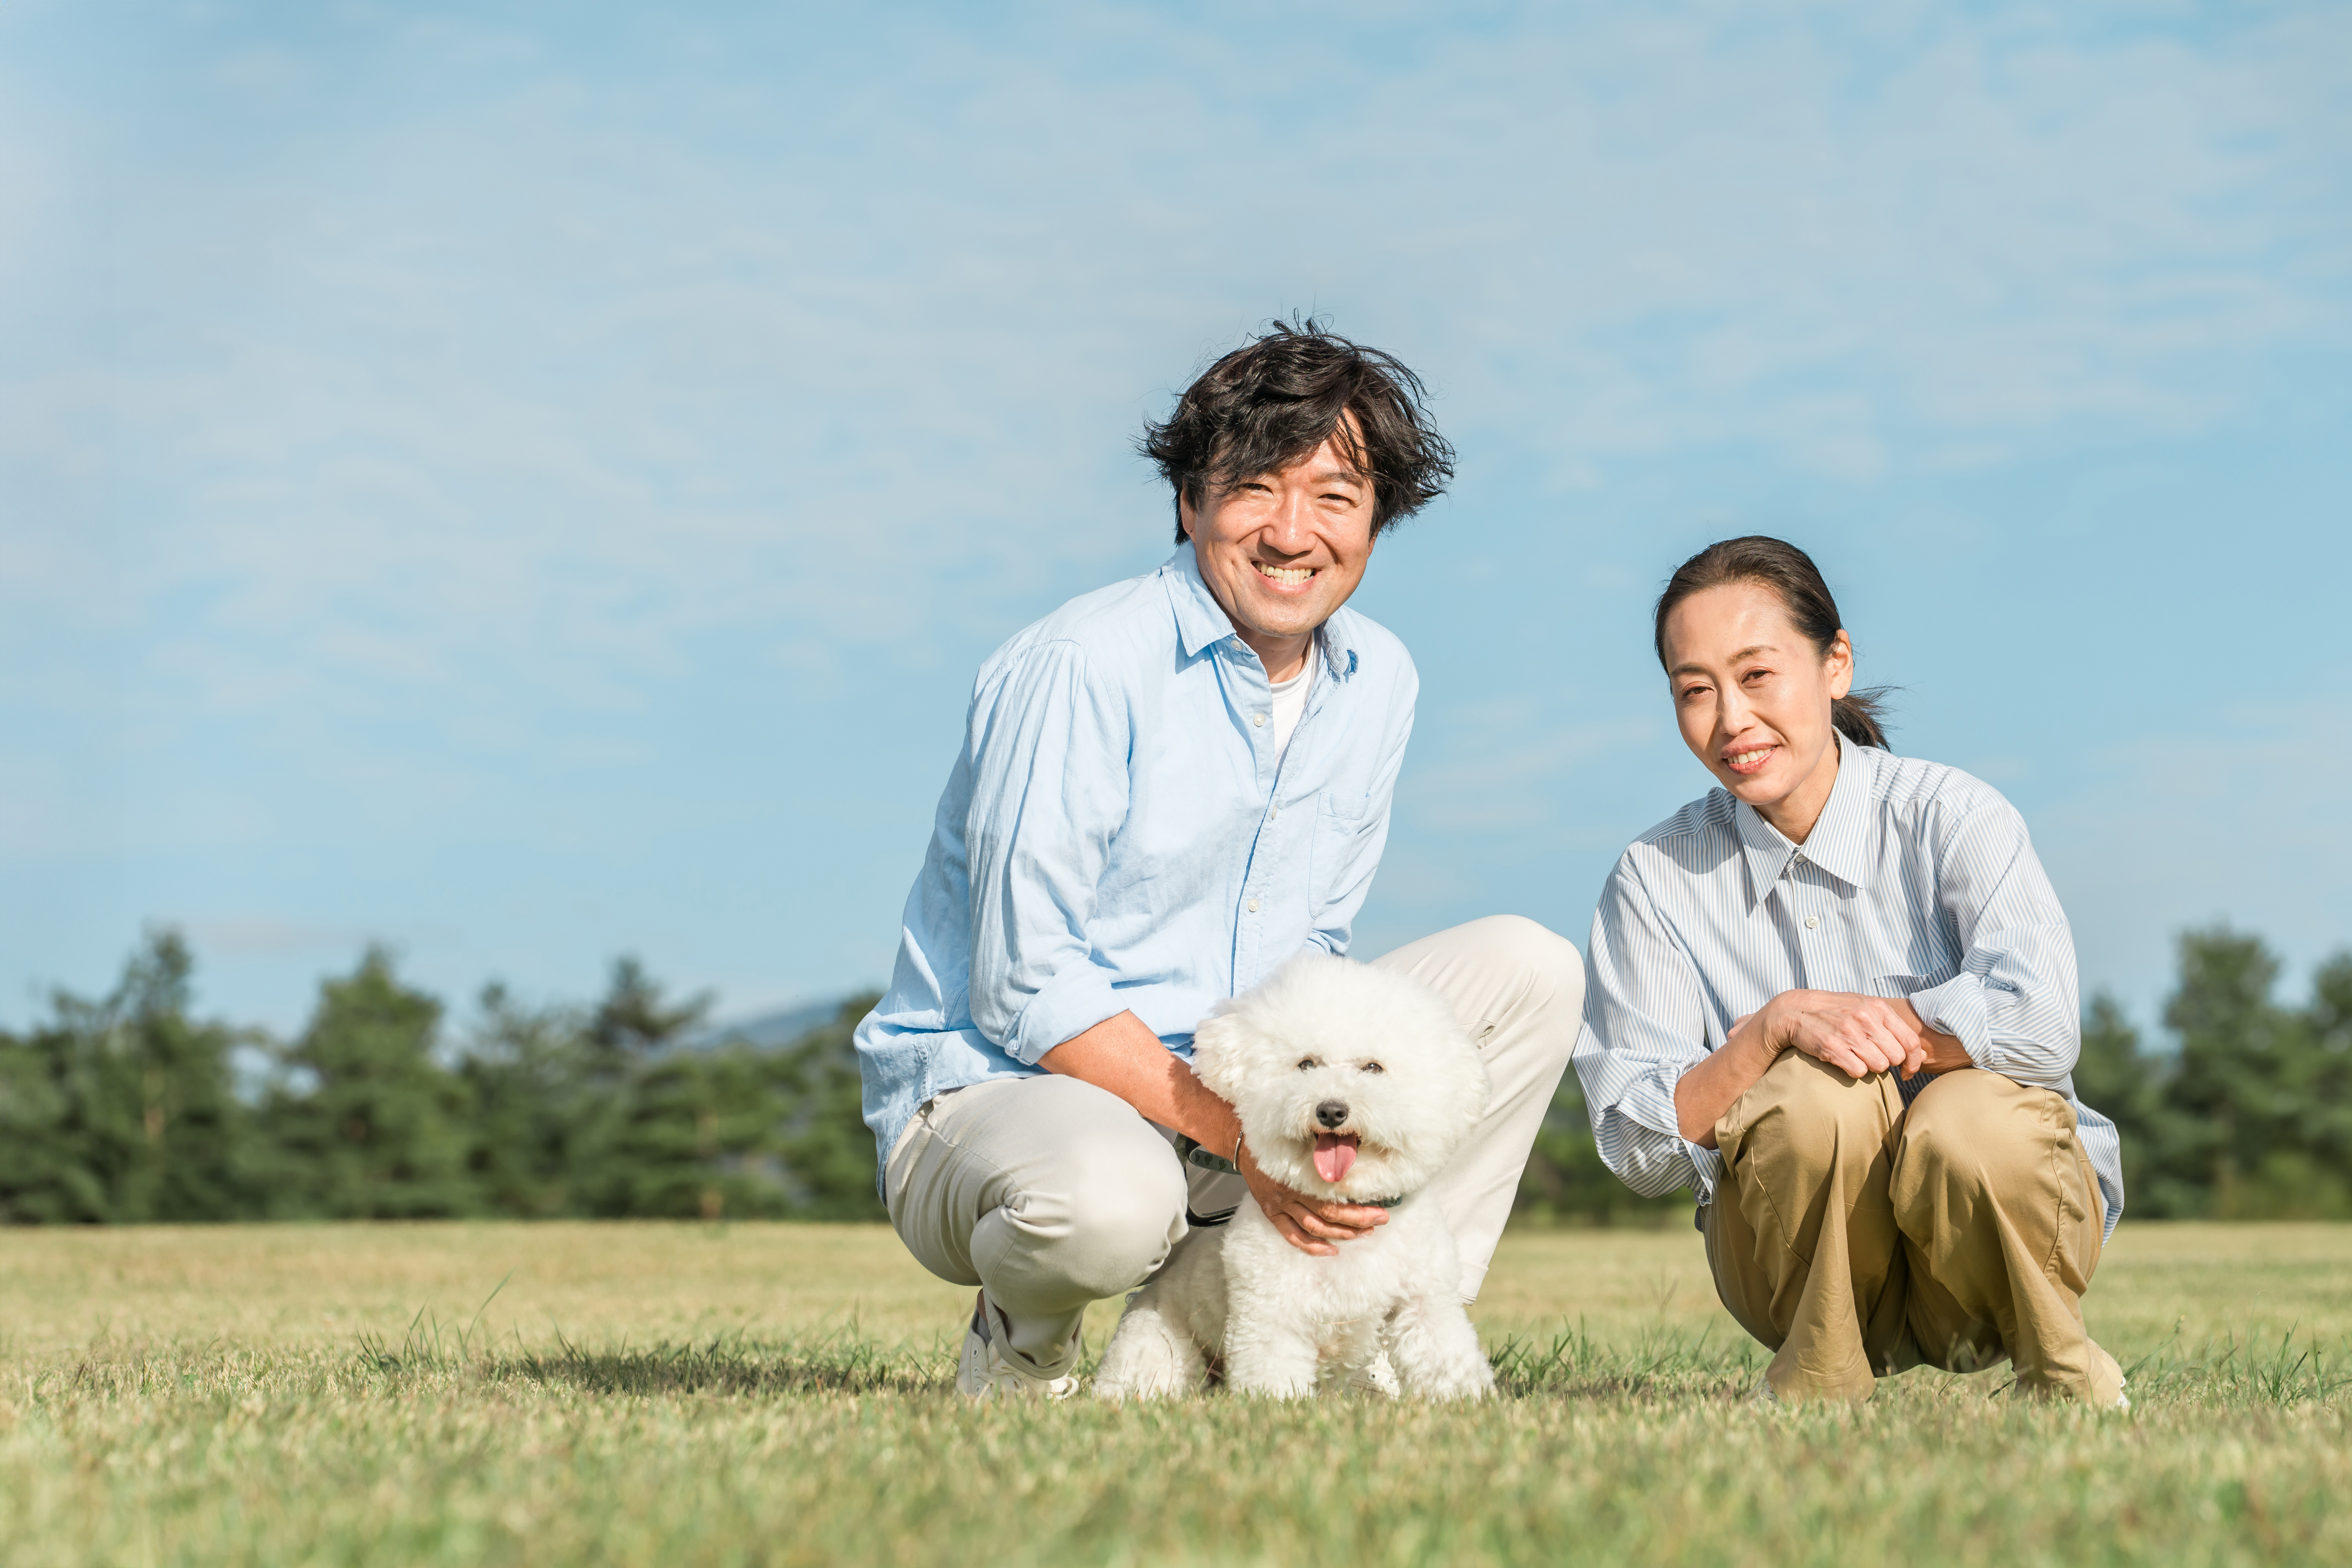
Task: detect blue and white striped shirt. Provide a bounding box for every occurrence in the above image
[1575,731,2124,1240]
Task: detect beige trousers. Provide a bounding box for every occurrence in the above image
[886,915,1583,1375]
[1705,1051,2124,1405]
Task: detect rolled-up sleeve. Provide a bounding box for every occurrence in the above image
[1576,859,1721,1202]
[1906,798,2080,1088]
[962,639,1133,1064]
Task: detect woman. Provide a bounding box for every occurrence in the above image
[1576,536,2126,1406]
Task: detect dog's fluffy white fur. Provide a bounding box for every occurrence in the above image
[1095,953,1496,1401]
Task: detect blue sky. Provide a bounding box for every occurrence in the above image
[3,1,2349,1040]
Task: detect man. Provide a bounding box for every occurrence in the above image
[854,321,1584,1398]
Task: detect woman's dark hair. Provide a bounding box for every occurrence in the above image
[1140,316,1455,542]
[1652,535,1895,750]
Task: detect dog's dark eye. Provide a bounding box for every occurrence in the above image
[1360,1061,1385,1074]
[1296,1057,1321,1071]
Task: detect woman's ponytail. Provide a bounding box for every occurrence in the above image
[1831,691,1892,750]
[1653,536,1896,751]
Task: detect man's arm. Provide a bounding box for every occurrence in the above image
[1041,1011,1389,1256]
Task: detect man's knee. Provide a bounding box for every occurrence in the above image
[1405,913,1584,1032]
[981,1123,1188,1301]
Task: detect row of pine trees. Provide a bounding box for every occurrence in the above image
[1520,924,2352,1224]
[0,933,881,1225]
[4,925,2349,1226]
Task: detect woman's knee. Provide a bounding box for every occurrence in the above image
[1730,1053,1894,1183]
[1899,1071,2063,1199]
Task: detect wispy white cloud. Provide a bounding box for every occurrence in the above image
[4,3,2343,719]
[0,2,2345,1023]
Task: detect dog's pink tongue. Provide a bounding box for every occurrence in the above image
[1314,1134,1358,1183]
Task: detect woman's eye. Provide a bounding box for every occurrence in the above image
[1296,1057,1320,1071]
[1360,1061,1385,1074]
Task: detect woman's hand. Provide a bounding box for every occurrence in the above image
[1677,991,1953,1145]
[1762,989,1926,1079]
[1240,1143,1389,1257]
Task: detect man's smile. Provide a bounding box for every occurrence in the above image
[1255,562,1317,587]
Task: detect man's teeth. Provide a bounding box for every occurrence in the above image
[1730,748,1772,766]
[1256,564,1313,584]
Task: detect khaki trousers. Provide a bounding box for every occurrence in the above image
[886,915,1583,1375]
[1705,1052,2124,1405]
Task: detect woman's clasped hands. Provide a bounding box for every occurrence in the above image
[1733,990,1940,1081]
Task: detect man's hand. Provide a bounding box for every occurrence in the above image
[1239,1142,1388,1257]
[1764,990,1926,1079]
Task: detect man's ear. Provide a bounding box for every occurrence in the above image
[1177,488,1197,543]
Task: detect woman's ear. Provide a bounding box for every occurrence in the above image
[1826,630,1854,699]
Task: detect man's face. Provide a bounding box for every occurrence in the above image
[1179,432,1376,672]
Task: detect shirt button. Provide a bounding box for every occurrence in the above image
[1247,898,1261,913]
[1252,713,1266,727]
[1805,915,1819,930]
[1270,804,1280,819]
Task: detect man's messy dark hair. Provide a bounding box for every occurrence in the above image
[1140,317,1455,543]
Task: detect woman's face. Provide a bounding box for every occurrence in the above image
[1660,580,1853,837]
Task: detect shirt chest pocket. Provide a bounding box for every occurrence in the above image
[1307,789,1372,910]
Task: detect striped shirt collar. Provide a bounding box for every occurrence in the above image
[1735,730,1879,909]
[1165,542,1361,682]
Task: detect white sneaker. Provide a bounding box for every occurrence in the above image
[956,1292,1080,1401]
[1348,1351,1401,1398]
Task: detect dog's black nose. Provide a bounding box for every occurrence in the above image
[1315,1099,1349,1129]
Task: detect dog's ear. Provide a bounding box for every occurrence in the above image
[1188,1013,1246,1100]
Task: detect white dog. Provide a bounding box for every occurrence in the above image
[1095,953,1496,1401]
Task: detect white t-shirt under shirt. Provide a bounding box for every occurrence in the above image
[1269,658,1314,759]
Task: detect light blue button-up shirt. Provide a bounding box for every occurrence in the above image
[854,544,1418,1175]
[1575,731,2125,1239]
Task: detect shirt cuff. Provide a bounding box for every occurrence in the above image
[1003,965,1125,1066]
[1909,975,2003,1075]
[1618,1067,1721,1205]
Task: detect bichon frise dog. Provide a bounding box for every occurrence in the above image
[1095,953,1496,1401]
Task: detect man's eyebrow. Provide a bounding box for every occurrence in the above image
[1309,468,1367,487]
[1668,644,1780,676]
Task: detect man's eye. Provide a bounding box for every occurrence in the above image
[1296,1057,1321,1071]
[1360,1061,1384,1074]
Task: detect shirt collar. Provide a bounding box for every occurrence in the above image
[1164,543,1361,682]
[1734,730,1879,910]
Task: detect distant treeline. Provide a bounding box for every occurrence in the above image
[3,925,2348,1226]
[1520,925,2352,1225]
[0,935,881,1225]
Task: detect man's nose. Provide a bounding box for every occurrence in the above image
[1316,1099,1349,1129]
[1264,489,1315,552]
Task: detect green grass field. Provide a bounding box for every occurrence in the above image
[3,1222,2349,1566]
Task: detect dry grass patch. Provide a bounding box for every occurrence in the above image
[2,1221,2348,1565]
